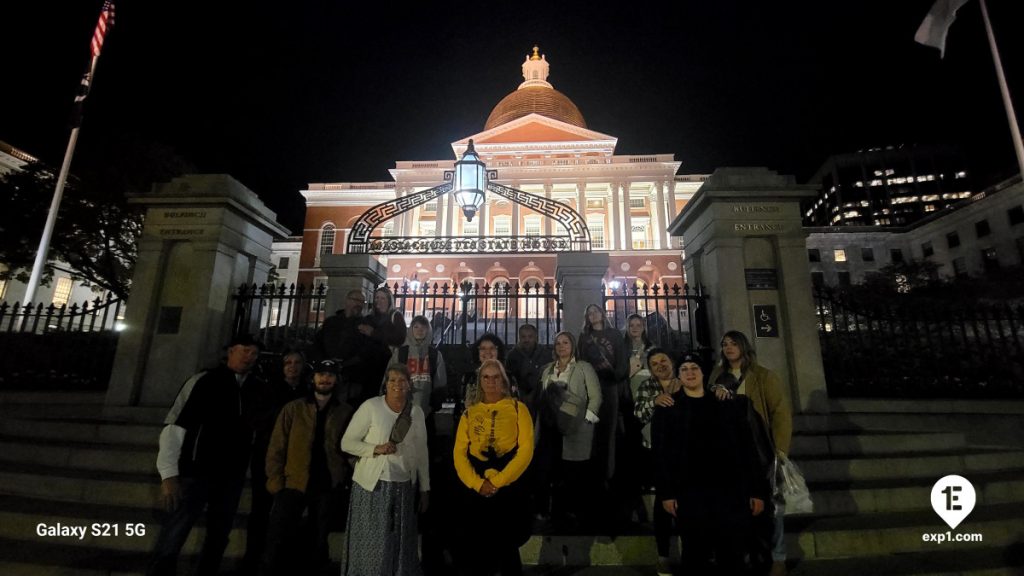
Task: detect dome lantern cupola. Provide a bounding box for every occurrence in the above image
[519,45,552,89]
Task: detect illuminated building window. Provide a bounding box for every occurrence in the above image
[587,215,606,249]
[631,222,648,249]
[382,221,395,237]
[524,216,541,237]
[312,276,328,312]
[463,219,479,236]
[834,249,847,263]
[491,279,509,313]
[925,205,936,212]
[424,202,437,213]
[0,279,7,300]
[418,221,436,237]
[52,277,74,308]
[318,224,336,256]
[629,197,645,209]
[493,216,511,236]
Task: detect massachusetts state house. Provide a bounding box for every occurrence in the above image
[294,47,707,296]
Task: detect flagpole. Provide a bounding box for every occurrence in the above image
[979,0,1024,178]
[20,57,98,310]
[20,0,113,310]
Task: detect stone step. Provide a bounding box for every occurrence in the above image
[785,503,1024,560]
[0,418,162,447]
[0,438,157,475]
[790,431,968,457]
[0,462,253,513]
[0,392,107,405]
[636,469,1024,519]
[798,449,1024,483]
[788,545,1024,576]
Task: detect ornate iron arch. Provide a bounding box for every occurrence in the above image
[346,177,591,255]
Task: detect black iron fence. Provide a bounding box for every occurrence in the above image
[0,294,125,390]
[602,282,712,360]
[232,283,327,351]
[814,285,1024,398]
[391,280,561,346]
[0,293,125,334]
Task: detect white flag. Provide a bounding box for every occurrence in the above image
[915,0,971,57]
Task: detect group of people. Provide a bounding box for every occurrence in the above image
[145,285,792,576]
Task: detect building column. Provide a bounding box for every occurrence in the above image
[621,182,633,250]
[395,187,407,235]
[445,187,456,236]
[610,182,620,251]
[512,181,521,236]
[666,180,678,248]
[655,181,667,249]
[544,183,554,236]
[479,200,488,237]
[436,192,446,238]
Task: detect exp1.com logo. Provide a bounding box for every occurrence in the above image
[923,475,983,544]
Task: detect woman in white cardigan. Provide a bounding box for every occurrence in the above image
[342,364,430,576]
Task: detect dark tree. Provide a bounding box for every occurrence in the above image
[0,137,194,300]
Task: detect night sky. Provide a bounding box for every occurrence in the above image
[3,1,1022,234]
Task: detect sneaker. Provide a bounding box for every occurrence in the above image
[656,556,672,576]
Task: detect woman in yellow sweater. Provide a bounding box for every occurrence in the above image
[453,359,534,576]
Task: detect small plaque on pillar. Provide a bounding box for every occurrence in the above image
[157,306,183,334]
[753,305,779,338]
[745,268,778,290]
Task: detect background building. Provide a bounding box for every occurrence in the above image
[807,175,1024,286]
[804,144,973,227]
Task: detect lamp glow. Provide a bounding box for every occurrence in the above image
[453,139,488,222]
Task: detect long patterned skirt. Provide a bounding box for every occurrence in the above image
[344,480,421,576]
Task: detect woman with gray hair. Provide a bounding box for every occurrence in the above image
[342,364,430,576]
[453,359,534,575]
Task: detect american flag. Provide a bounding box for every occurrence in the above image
[90,1,116,58]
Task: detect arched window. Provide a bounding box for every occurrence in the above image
[490,279,509,313]
[318,224,336,256]
[381,221,395,237]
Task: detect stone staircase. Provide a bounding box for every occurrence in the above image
[0,392,1022,575]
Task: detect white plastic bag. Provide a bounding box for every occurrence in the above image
[776,454,814,515]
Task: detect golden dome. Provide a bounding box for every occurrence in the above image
[484,86,587,130]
